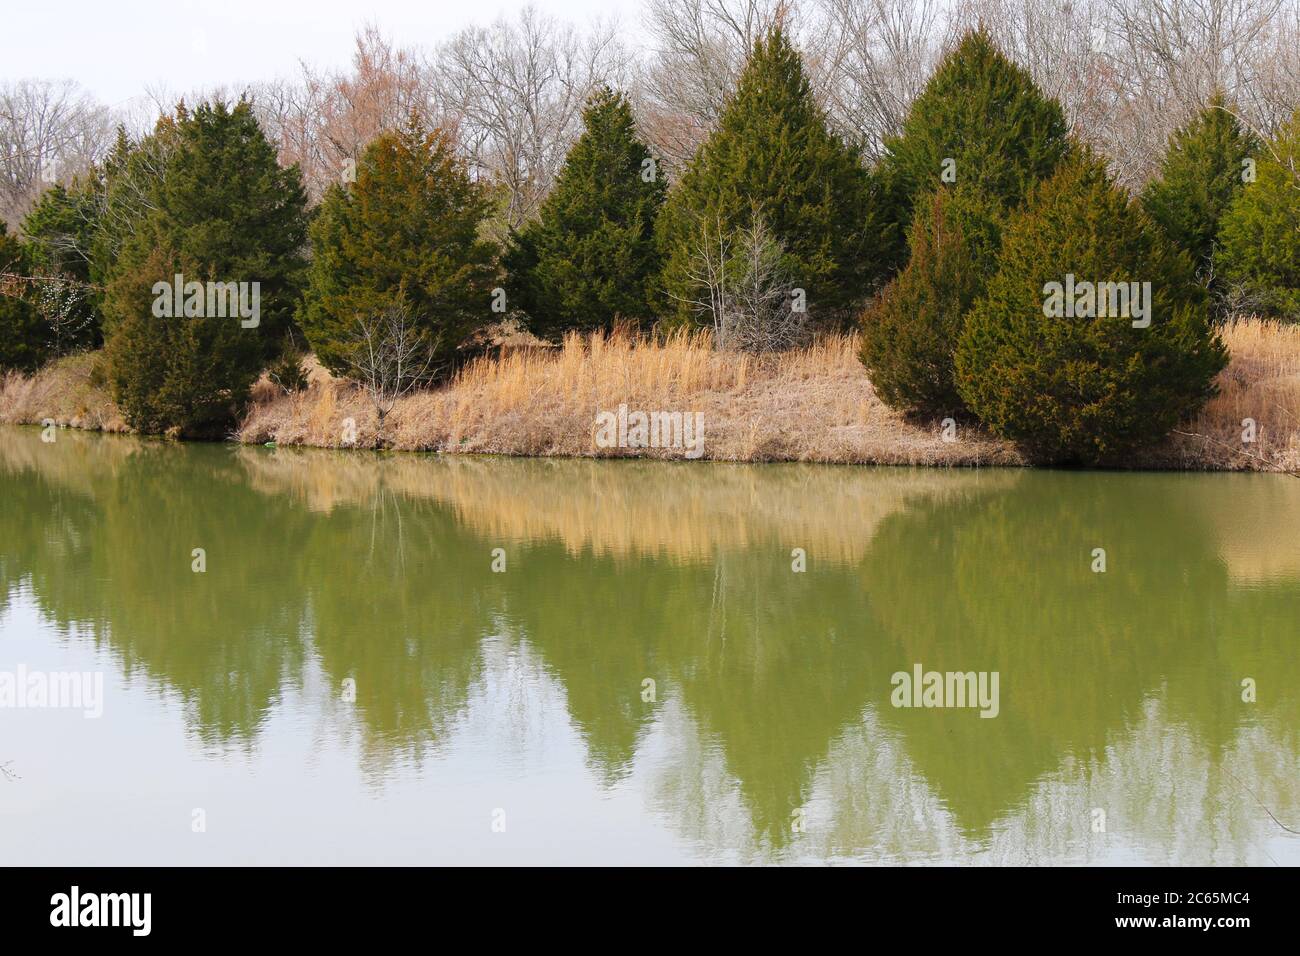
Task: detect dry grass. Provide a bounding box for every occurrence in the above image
[0,352,126,433]
[238,329,1021,466]
[6,317,1300,472]
[1139,317,1300,473]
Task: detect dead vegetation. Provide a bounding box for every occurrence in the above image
[236,329,1019,465]
[5,317,1299,472]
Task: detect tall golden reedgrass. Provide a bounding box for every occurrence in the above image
[1149,317,1300,472]
[0,352,126,433]
[238,328,1021,465]
[5,317,1299,472]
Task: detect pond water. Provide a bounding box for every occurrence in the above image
[1,426,1297,864]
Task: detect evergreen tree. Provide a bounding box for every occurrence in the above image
[506,88,665,340]
[18,126,175,361]
[103,100,309,435]
[90,125,177,319]
[105,245,259,435]
[139,100,307,347]
[0,222,46,372]
[301,117,498,374]
[858,187,998,417]
[20,182,102,354]
[22,184,93,289]
[1216,109,1300,319]
[657,28,882,327]
[878,29,1070,271]
[954,153,1227,464]
[1141,93,1258,285]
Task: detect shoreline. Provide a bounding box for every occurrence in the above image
[3,320,1298,474]
[7,419,1298,479]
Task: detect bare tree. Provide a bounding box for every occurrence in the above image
[953,0,1117,138]
[254,26,441,200]
[247,75,332,196]
[1098,0,1286,187]
[723,215,806,351]
[813,0,953,159]
[1246,2,1300,137]
[433,8,630,234]
[669,210,804,352]
[344,304,441,441]
[78,125,174,271]
[0,269,96,357]
[639,0,799,169]
[670,211,734,342]
[8,0,1299,231]
[0,79,114,225]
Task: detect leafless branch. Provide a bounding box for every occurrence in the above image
[342,303,442,442]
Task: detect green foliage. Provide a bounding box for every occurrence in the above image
[103,100,310,435]
[90,125,178,319]
[0,222,47,372]
[20,183,102,352]
[1216,110,1300,319]
[1141,93,1258,285]
[21,123,185,360]
[139,101,307,346]
[506,88,666,340]
[300,117,498,374]
[657,28,882,326]
[954,153,1228,464]
[858,188,994,417]
[22,183,95,286]
[878,29,1070,271]
[267,345,309,394]
[19,182,105,357]
[105,245,261,435]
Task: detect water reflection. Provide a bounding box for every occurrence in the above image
[1,428,1296,864]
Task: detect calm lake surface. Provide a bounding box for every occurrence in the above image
[2,426,1297,865]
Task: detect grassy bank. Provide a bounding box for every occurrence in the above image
[238,330,1020,466]
[0,352,127,434]
[4,318,1299,471]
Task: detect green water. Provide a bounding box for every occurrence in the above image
[1,426,1297,865]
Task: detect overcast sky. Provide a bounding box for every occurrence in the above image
[6,0,648,107]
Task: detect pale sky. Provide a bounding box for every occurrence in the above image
[5,0,649,107]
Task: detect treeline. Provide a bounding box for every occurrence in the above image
[6,1,1300,228]
[1,21,1298,461]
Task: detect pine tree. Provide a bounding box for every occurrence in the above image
[103,100,309,435]
[1141,93,1258,286]
[954,153,1227,464]
[877,29,1070,271]
[0,222,46,372]
[1216,109,1300,319]
[300,117,498,374]
[657,28,882,328]
[506,88,665,340]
